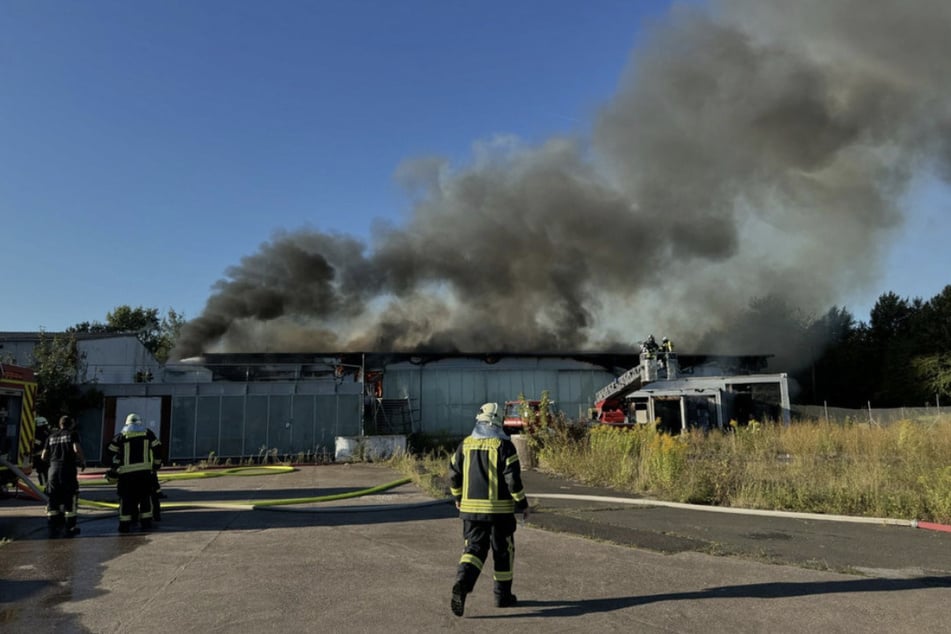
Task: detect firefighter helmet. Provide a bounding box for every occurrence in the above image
[476,402,501,427]
[126,413,142,425]
[36,416,49,427]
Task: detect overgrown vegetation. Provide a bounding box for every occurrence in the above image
[388,449,453,499]
[538,417,951,524]
[393,416,951,524]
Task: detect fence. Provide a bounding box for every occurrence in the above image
[791,403,949,425]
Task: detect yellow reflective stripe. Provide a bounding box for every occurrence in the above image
[461,447,470,506]
[450,486,462,496]
[460,554,483,570]
[117,463,152,474]
[505,454,519,466]
[511,490,526,502]
[488,447,498,500]
[460,499,515,513]
[493,536,516,581]
[119,434,154,473]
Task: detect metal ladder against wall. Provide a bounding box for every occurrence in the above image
[369,397,417,435]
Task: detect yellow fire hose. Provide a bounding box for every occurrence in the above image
[78,466,414,511]
[4,458,416,512]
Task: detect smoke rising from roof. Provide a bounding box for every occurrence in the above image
[174,0,951,363]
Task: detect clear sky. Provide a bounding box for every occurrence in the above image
[2,0,949,334]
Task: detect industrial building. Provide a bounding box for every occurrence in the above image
[1,331,790,465]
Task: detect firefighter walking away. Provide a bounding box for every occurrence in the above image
[41,415,85,538]
[448,402,530,617]
[106,413,161,533]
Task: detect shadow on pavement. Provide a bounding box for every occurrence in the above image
[4,497,457,541]
[474,575,951,619]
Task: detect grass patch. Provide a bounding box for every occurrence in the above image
[387,448,454,499]
[393,417,951,524]
[534,417,951,524]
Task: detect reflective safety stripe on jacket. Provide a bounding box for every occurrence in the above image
[450,435,527,516]
[108,431,158,474]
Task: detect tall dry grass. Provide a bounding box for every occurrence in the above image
[535,417,951,524]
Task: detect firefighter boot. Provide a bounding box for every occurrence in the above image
[494,581,518,608]
[64,516,81,538]
[451,563,479,617]
[450,582,468,617]
[47,514,64,539]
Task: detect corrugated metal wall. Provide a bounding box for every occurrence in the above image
[383,357,615,436]
[167,392,361,461]
[94,381,363,463]
[86,356,618,462]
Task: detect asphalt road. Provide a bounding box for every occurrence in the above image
[1,464,949,633]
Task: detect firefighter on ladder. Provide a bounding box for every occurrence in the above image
[106,413,161,533]
[448,402,530,617]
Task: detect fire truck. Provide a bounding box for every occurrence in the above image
[0,363,38,492]
[592,338,678,425]
[591,338,791,432]
[502,400,542,434]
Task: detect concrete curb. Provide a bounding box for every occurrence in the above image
[531,492,938,529]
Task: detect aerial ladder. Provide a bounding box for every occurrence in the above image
[592,337,678,424]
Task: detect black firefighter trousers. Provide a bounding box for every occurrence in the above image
[455,514,517,599]
[46,464,79,536]
[117,471,153,531]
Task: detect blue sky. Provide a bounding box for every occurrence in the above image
[2,0,949,334]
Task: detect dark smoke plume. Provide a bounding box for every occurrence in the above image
[174,0,951,363]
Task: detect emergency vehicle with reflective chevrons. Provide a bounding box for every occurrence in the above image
[0,363,38,491]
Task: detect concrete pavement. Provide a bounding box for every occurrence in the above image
[1,463,950,633]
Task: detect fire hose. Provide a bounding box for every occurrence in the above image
[2,456,416,512]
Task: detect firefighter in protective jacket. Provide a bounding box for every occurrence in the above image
[448,402,530,617]
[32,416,51,487]
[107,413,161,533]
[40,415,85,538]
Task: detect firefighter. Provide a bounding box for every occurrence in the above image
[448,402,530,617]
[40,415,85,538]
[33,416,51,488]
[151,446,164,522]
[107,413,161,533]
[662,337,674,353]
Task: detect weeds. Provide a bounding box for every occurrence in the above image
[387,449,453,499]
[530,417,951,523]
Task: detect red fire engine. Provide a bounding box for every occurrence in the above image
[0,363,38,492]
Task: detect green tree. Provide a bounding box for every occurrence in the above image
[852,292,922,406]
[69,305,184,363]
[913,353,951,403]
[798,305,867,405]
[32,331,100,417]
[154,309,186,363]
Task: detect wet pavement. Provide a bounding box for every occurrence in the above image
[1,463,950,633]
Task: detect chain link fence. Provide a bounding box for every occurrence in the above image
[791,403,948,425]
